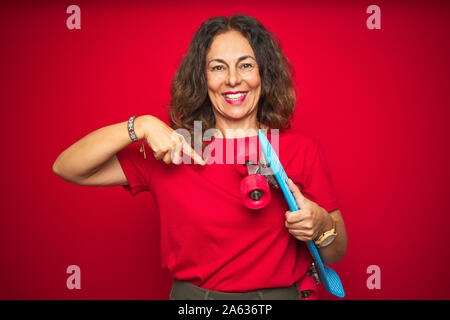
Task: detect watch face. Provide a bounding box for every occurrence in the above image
[321,234,337,247]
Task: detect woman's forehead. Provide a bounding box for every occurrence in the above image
[206,30,255,62]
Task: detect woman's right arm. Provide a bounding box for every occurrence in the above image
[52,115,205,187]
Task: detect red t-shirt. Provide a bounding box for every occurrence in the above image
[116,129,340,292]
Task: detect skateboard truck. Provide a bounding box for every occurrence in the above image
[258,151,280,189]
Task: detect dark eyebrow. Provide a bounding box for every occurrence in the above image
[207,55,257,66]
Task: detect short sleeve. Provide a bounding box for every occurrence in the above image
[302,143,340,212]
[116,142,150,196]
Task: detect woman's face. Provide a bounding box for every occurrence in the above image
[205,30,262,126]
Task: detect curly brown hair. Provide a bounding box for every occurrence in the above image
[168,14,296,148]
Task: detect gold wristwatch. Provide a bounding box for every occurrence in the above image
[314,220,337,248]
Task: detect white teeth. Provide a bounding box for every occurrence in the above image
[224,93,247,100]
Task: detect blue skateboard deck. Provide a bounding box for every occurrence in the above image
[258,130,345,298]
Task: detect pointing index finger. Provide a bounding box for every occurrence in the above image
[182,139,206,165]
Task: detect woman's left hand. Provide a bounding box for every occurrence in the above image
[284,179,333,242]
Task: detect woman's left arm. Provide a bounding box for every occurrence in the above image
[285,179,347,264]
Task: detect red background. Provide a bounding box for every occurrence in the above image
[1,0,449,300]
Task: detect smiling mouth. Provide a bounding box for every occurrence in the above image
[222,91,248,104]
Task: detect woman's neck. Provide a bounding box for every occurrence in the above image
[214,118,268,139]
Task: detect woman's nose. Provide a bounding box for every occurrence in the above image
[226,67,241,87]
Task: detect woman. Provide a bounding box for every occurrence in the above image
[53,15,347,300]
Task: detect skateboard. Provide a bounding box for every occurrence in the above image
[235,130,345,298]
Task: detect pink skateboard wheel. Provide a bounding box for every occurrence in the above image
[240,174,271,210]
[297,275,319,300]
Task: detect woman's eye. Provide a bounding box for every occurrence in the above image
[212,65,225,71]
[241,63,253,69]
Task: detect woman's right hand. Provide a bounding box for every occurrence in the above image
[134,115,205,166]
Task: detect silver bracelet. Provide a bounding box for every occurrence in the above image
[127,116,139,142]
